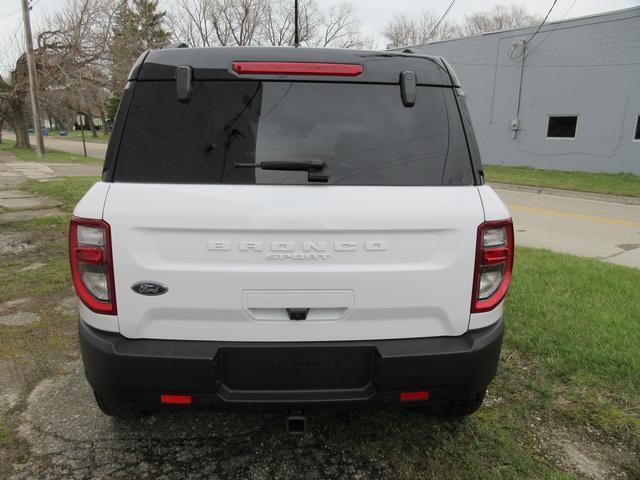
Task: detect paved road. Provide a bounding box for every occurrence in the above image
[494,187,640,268]
[4,132,108,159]
[4,132,639,268]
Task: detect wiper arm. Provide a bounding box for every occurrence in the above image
[234,159,325,172]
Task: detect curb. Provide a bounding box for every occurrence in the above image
[488,182,640,206]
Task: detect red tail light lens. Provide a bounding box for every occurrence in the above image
[232,61,363,77]
[69,216,117,315]
[471,219,514,313]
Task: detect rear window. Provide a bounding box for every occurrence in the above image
[113,81,474,185]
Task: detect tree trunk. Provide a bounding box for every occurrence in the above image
[0,118,4,143]
[12,109,31,148]
[86,115,98,138]
[101,113,111,136]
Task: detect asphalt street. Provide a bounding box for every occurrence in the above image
[495,187,640,268]
[6,133,640,268]
[5,132,108,159]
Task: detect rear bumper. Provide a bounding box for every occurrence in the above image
[79,318,504,411]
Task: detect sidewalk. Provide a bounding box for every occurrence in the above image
[0,150,63,225]
[490,181,640,206]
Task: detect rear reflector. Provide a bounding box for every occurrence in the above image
[160,394,192,405]
[400,390,430,402]
[232,61,363,77]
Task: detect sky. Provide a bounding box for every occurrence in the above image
[1,0,639,72]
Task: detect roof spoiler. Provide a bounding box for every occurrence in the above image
[438,57,461,88]
[166,42,189,49]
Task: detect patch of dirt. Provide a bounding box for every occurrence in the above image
[3,298,30,308]
[54,297,78,317]
[16,263,45,273]
[0,312,40,327]
[616,243,639,251]
[534,421,637,479]
[0,233,36,255]
[0,360,21,416]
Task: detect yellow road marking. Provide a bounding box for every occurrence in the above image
[506,204,640,228]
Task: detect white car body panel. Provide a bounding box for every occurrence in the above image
[99,183,487,342]
[72,182,110,219]
[476,185,511,221]
[79,302,120,332]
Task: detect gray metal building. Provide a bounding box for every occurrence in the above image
[407,7,640,174]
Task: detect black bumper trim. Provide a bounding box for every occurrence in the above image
[79,318,504,410]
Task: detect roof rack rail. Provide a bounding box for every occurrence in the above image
[166,43,189,49]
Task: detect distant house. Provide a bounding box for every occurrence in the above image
[403,7,640,174]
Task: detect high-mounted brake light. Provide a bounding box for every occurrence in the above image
[69,216,117,315]
[471,219,514,313]
[232,61,363,77]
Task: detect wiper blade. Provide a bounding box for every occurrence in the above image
[234,159,325,172]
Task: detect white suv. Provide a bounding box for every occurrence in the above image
[69,46,513,420]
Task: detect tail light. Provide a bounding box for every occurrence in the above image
[232,61,363,76]
[69,216,117,315]
[471,219,514,313]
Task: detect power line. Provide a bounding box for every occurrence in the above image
[525,0,578,56]
[528,0,559,44]
[425,0,460,43]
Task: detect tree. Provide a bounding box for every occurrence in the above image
[0,54,33,148]
[109,0,170,98]
[383,4,541,48]
[167,0,219,47]
[260,0,319,46]
[166,0,366,49]
[463,4,541,36]
[313,2,364,48]
[382,10,462,48]
[38,0,115,137]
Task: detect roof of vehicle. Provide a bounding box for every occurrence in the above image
[131,46,454,86]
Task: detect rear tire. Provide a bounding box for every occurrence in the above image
[93,390,151,420]
[440,390,486,417]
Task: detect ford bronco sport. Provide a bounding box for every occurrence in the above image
[70,46,513,421]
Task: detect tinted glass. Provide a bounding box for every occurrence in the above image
[113,81,473,185]
[547,116,578,138]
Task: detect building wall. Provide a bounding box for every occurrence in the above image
[410,7,640,174]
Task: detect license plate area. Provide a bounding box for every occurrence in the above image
[221,346,374,390]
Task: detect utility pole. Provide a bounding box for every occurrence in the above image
[294,0,300,47]
[21,0,45,157]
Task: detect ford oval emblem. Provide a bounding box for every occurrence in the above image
[131,281,168,296]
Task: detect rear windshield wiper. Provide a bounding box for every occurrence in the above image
[234,159,325,172]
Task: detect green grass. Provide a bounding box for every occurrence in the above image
[506,247,640,450]
[0,139,102,164]
[507,247,639,401]
[20,176,100,211]
[484,164,640,198]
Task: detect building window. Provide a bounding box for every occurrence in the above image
[634,115,640,141]
[547,115,578,139]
